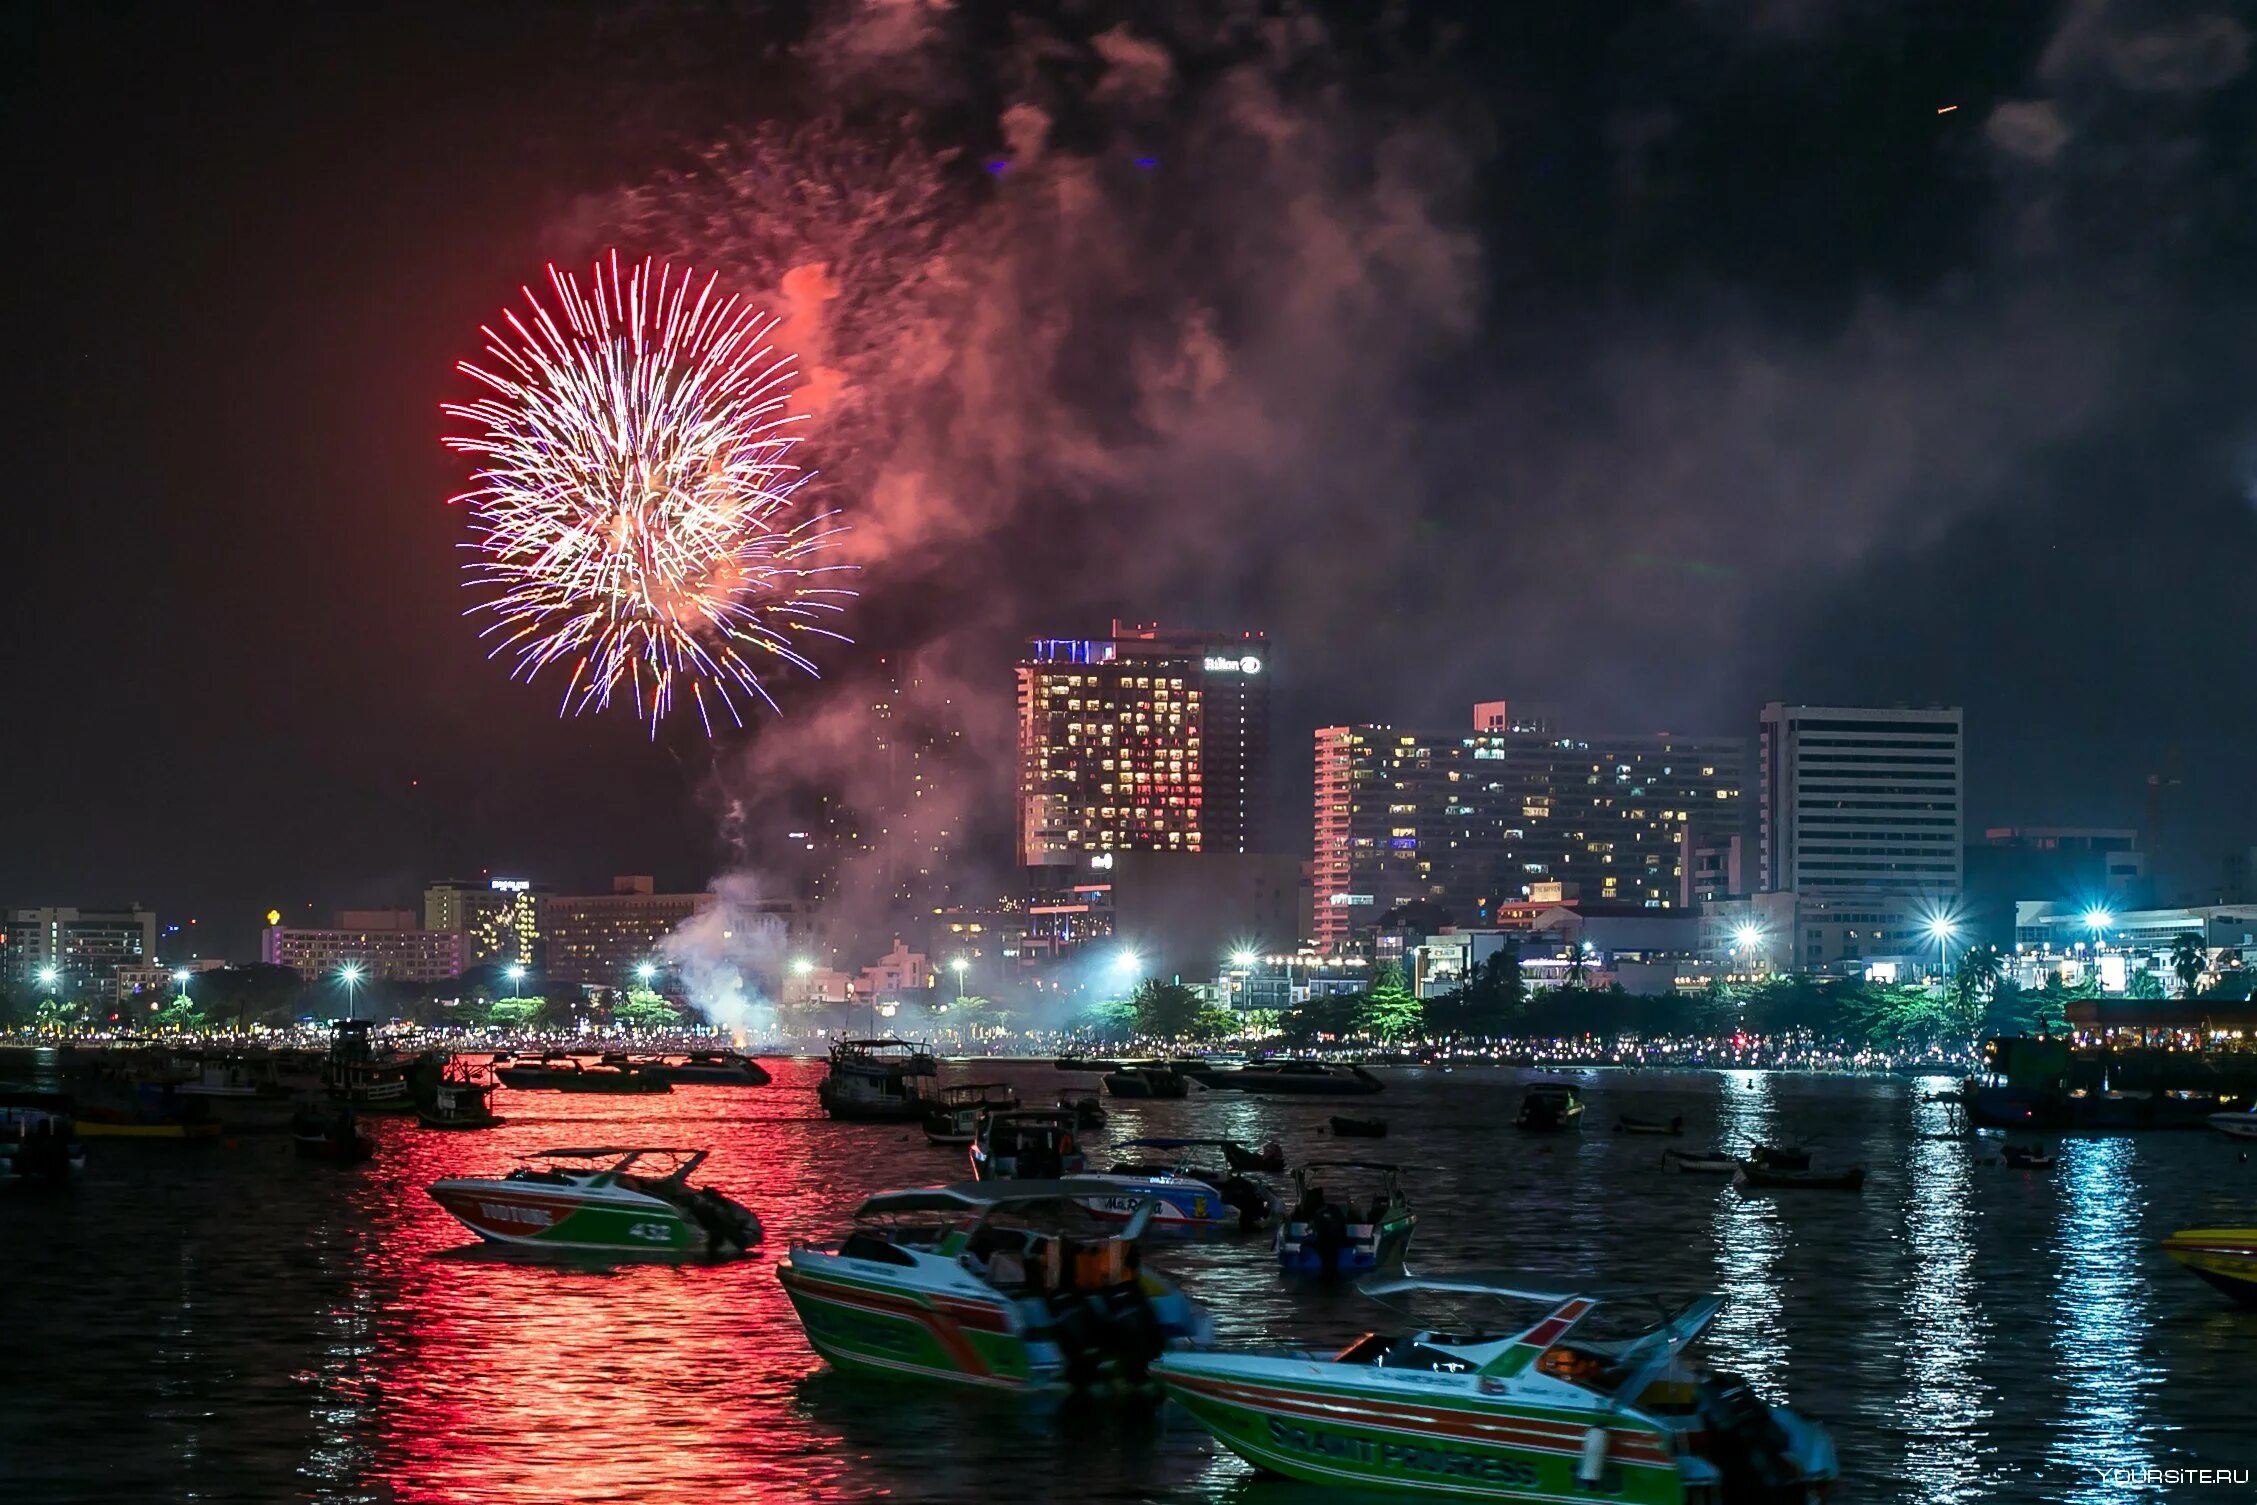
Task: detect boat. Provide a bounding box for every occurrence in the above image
[1094,1139,1279,1234]
[1329,1115,1387,1138]
[1226,1062,1384,1097]
[633,1052,773,1087]
[1999,1143,2055,1169]
[1662,1149,1739,1175]
[1743,1143,1811,1171]
[2207,1108,2257,1140]
[1734,1161,1865,1191]
[1052,1056,1122,1073]
[550,1060,672,1095]
[1102,1064,1189,1099]
[924,1083,1020,1145]
[1058,1091,1106,1128]
[1515,1082,1584,1131]
[816,1037,938,1121]
[418,1061,505,1130]
[291,1105,375,1164]
[1153,1271,1840,1500]
[170,1056,298,1127]
[491,1052,586,1088]
[1615,1114,1684,1137]
[777,1179,1213,1391]
[0,1091,85,1184]
[322,1020,413,1111]
[1275,1161,1415,1276]
[2161,1227,2257,1306]
[73,1082,220,1140]
[428,1146,762,1254]
[970,1109,1089,1181]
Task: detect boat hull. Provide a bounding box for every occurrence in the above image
[429,1180,705,1253]
[2162,1228,2257,1306]
[2207,1113,2257,1141]
[1155,1357,1692,1502]
[777,1261,1046,1389]
[76,1119,220,1140]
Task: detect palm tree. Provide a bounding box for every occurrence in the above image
[1954,944,2004,1002]
[1561,945,1590,988]
[2168,932,2208,998]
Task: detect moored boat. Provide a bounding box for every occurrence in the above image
[291,1105,375,1164]
[1102,1064,1189,1099]
[550,1060,672,1095]
[2207,1108,2257,1140]
[1154,1271,1839,1501]
[2161,1227,2257,1306]
[817,1037,938,1122]
[1226,1062,1384,1097]
[924,1083,1020,1145]
[0,1091,85,1184]
[418,1061,505,1130]
[1058,1091,1106,1128]
[1093,1139,1279,1234]
[1743,1143,1811,1171]
[1734,1161,1865,1192]
[429,1147,762,1254]
[1661,1149,1738,1175]
[322,1020,413,1111]
[1276,1161,1415,1276]
[1515,1083,1584,1131]
[778,1179,1212,1392]
[970,1108,1088,1180]
[634,1051,773,1087]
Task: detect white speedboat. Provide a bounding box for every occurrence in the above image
[2207,1108,2257,1140]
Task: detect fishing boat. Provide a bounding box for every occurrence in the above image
[1615,1115,1684,1137]
[1734,1161,1865,1192]
[1999,1143,2054,1169]
[550,1060,672,1095]
[2161,1227,2257,1306]
[1329,1116,1388,1138]
[817,1037,938,1121]
[924,1083,1020,1145]
[322,1020,413,1111]
[970,1109,1088,1180]
[633,1052,773,1087]
[1154,1271,1840,1500]
[2207,1108,2257,1140]
[0,1092,85,1184]
[777,1179,1212,1392]
[428,1147,762,1254]
[1661,1149,1738,1175]
[1092,1139,1280,1234]
[1103,1064,1189,1099]
[1515,1082,1584,1131]
[1276,1161,1415,1276]
[291,1104,375,1164]
[171,1056,298,1128]
[1227,1062,1384,1096]
[418,1061,505,1130]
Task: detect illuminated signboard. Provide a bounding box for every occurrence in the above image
[490,879,530,893]
[1202,655,1262,674]
[1328,893,1375,907]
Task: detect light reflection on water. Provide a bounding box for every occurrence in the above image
[1708,1067,1789,1399]
[2048,1137,2156,1499]
[1897,1091,1995,1503]
[2,1061,2250,1503]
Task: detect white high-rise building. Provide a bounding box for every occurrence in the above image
[1755,703,1964,972]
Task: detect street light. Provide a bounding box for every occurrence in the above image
[1231,949,1259,970]
[35,965,59,992]
[2082,907,2114,935]
[506,964,527,997]
[1925,915,1959,980]
[339,963,364,1021]
[949,955,968,999]
[634,961,656,985]
[791,957,815,977]
[1113,948,1142,981]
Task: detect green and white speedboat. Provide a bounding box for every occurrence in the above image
[1155,1271,1838,1503]
[428,1147,762,1255]
[779,1178,1214,1393]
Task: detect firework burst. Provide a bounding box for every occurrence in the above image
[443,251,853,734]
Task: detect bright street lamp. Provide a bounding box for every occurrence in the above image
[634,961,656,985]
[1231,949,1259,970]
[949,955,969,999]
[1925,917,1958,941]
[506,964,527,997]
[1113,948,1142,979]
[791,957,815,977]
[35,965,59,991]
[2082,907,2114,935]
[338,963,364,1021]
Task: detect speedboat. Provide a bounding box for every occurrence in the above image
[429,1147,762,1255]
[1515,1083,1584,1131]
[778,1179,1213,1392]
[550,1060,671,1094]
[1089,1138,1280,1235]
[970,1109,1088,1180]
[1155,1270,1840,1501]
[1103,1064,1189,1099]
[633,1052,773,1087]
[1227,1062,1384,1096]
[1276,1161,1415,1276]
[925,1083,1021,1145]
[2161,1227,2257,1306]
[0,1092,85,1184]
[817,1037,938,1121]
[2207,1108,2257,1141]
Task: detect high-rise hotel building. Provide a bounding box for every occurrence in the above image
[1016,623,1269,868]
[1313,705,1746,948]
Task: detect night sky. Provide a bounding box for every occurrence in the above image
[7,1,2257,957]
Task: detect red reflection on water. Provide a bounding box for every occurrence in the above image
[355,1060,866,1503]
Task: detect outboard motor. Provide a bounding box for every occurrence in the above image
[1698,1378,1804,1498]
[1220,1175,1275,1232]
